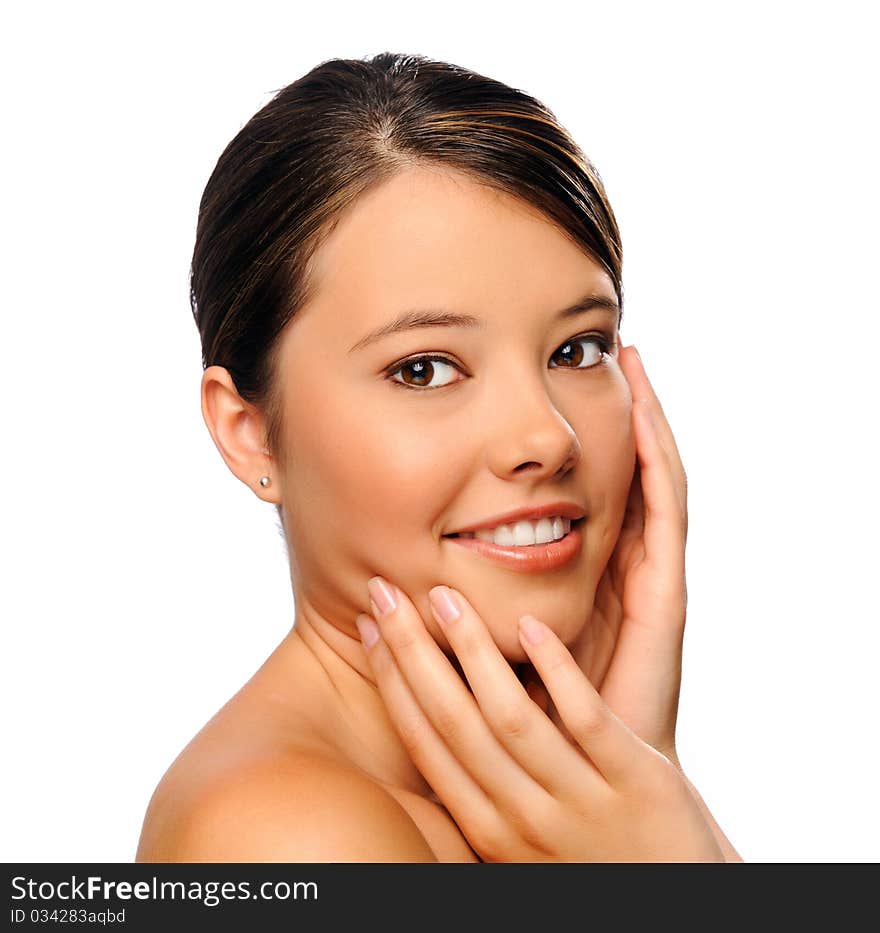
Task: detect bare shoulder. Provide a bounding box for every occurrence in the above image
[136,750,437,863]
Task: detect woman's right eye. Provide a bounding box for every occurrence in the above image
[387,356,463,391]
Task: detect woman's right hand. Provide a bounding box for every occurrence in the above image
[356,579,724,862]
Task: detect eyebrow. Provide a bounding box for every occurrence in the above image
[347,293,621,354]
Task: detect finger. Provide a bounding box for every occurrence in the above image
[355,613,504,848]
[619,344,685,476]
[617,346,688,567]
[428,585,608,801]
[517,613,648,789]
[619,345,687,501]
[366,577,550,817]
[631,392,688,574]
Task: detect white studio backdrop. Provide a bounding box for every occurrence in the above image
[2,0,877,862]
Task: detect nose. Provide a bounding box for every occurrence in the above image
[484,371,581,482]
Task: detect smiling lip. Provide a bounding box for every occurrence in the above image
[444,501,586,536]
[444,520,584,573]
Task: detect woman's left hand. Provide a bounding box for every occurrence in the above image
[527,345,690,766]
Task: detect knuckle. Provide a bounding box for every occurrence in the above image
[570,705,606,743]
[456,627,483,656]
[494,702,530,741]
[542,646,570,676]
[394,715,426,759]
[383,624,419,654]
[431,703,464,743]
[472,817,515,863]
[509,799,558,854]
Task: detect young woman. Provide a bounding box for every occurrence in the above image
[136,51,742,862]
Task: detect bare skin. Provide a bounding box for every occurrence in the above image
[136,164,740,862]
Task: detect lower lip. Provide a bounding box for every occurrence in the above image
[443,521,584,573]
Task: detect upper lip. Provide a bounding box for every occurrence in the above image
[444,501,586,536]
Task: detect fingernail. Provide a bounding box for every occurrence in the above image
[518,614,547,645]
[367,576,397,616]
[639,397,655,428]
[429,586,461,625]
[355,614,380,649]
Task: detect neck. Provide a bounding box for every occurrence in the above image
[258,595,435,799]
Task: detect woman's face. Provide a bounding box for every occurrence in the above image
[275,165,636,662]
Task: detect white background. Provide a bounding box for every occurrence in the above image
[3,0,877,862]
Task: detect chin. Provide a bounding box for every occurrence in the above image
[493,588,593,633]
[472,600,593,665]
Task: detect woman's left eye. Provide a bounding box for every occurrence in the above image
[548,333,613,370]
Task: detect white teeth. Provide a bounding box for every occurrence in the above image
[534,517,555,544]
[513,521,536,546]
[456,515,577,547]
[495,524,516,547]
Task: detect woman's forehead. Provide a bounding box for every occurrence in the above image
[300,166,615,337]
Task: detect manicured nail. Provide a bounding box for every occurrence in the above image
[355,614,380,649]
[639,397,655,429]
[429,586,462,625]
[367,576,397,616]
[519,614,547,645]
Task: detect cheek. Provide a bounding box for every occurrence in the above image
[577,384,637,557]
[347,408,459,514]
[285,380,461,545]
[584,389,636,507]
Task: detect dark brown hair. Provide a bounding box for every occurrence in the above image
[191,51,623,470]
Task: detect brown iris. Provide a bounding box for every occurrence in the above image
[400,359,434,387]
[551,341,585,367]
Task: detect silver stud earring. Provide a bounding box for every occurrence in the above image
[259,476,271,488]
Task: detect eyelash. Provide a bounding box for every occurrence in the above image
[385,332,616,392]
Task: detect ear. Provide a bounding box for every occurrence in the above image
[200,365,281,503]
